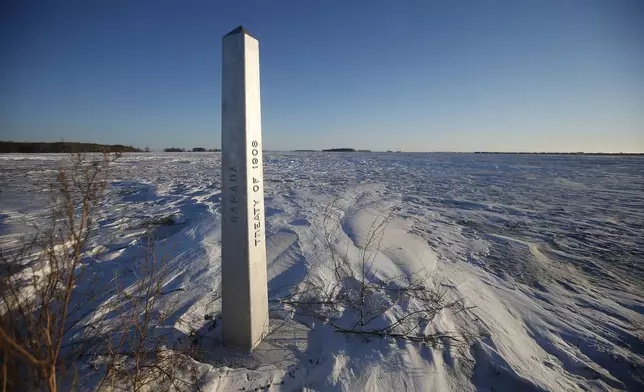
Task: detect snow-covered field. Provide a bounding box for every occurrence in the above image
[1,152,643,391]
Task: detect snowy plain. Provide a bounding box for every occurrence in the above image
[0,152,643,391]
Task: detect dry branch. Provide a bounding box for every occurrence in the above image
[274,199,474,347]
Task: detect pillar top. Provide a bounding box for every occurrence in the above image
[224,26,255,39]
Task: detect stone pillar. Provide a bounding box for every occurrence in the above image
[221,26,268,351]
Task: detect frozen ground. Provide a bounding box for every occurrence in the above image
[1,152,643,391]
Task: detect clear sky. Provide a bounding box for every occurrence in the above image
[1,0,643,152]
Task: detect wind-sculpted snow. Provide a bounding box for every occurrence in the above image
[1,152,642,391]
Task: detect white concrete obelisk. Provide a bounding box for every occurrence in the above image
[221,26,268,350]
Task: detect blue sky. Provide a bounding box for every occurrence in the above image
[1,0,643,152]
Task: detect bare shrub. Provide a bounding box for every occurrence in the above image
[275,200,474,346]
[91,235,202,392]
[0,152,117,391]
[0,153,202,392]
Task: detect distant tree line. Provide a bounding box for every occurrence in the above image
[0,141,141,153]
[322,148,356,152]
[162,147,220,152]
[304,148,373,152]
[473,151,644,156]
